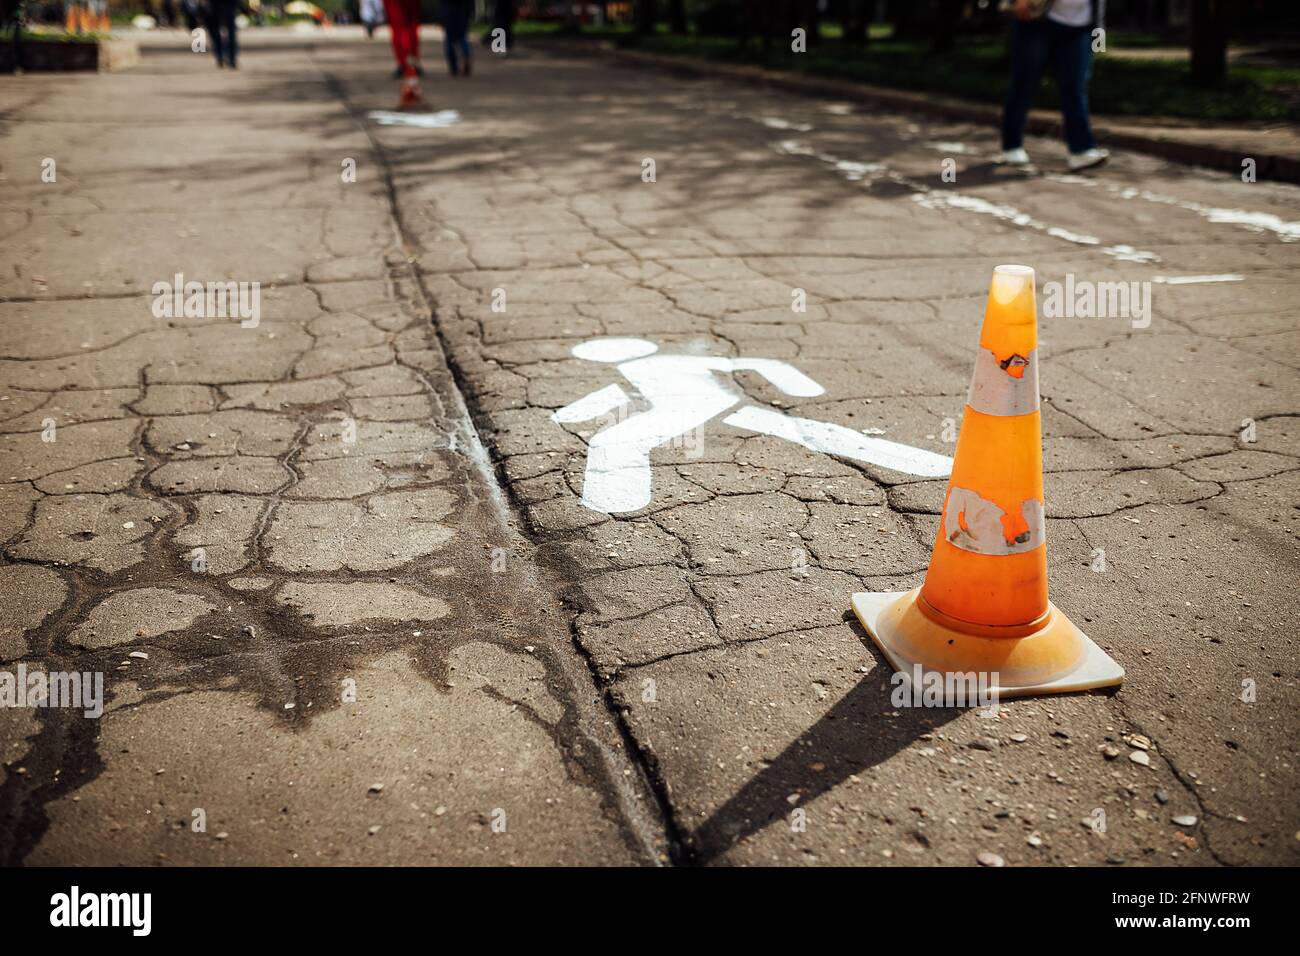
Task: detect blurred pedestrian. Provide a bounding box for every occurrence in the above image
[383,0,422,78]
[360,0,382,38]
[208,0,238,69]
[999,0,1109,171]
[440,0,472,76]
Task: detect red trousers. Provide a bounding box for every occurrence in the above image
[383,0,421,74]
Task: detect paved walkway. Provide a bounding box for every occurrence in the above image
[2,26,1298,866]
[0,28,665,865]
[546,39,1300,182]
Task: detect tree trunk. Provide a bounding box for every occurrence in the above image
[668,0,686,33]
[1188,0,1228,86]
[888,0,926,42]
[806,0,821,47]
[841,0,867,46]
[637,0,657,36]
[932,0,962,53]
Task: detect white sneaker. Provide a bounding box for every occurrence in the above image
[1068,147,1110,171]
[998,148,1031,165]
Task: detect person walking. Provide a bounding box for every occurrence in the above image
[180,0,200,31]
[999,0,1109,171]
[360,0,383,38]
[383,0,423,79]
[440,0,473,76]
[207,0,238,69]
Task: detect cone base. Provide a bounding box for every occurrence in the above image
[850,587,1123,699]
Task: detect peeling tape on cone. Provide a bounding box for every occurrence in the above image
[851,265,1124,699]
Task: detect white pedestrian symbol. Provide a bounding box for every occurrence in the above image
[367,109,461,129]
[553,338,953,514]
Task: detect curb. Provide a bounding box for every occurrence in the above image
[534,38,1300,185]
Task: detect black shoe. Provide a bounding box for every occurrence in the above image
[392,66,404,79]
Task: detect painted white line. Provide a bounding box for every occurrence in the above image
[1152,274,1245,284]
[552,383,630,423]
[829,158,886,181]
[1049,174,1300,244]
[368,109,462,128]
[910,191,1159,263]
[1123,188,1300,242]
[730,358,825,396]
[927,141,976,154]
[1102,244,1160,263]
[771,139,1159,262]
[775,138,817,157]
[725,405,954,478]
[760,116,814,132]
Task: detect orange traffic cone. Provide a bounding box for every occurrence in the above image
[397,67,425,111]
[851,264,1123,699]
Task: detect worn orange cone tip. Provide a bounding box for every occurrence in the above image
[851,264,1123,699]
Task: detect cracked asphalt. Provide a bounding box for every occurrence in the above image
[2,27,1298,867]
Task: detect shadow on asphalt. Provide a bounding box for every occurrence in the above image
[689,613,960,863]
[196,38,946,231]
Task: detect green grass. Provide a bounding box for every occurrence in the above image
[0,28,102,43]
[519,23,1298,122]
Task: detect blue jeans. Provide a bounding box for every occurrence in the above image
[1001,18,1096,154]
[442,1,472,74]
[445,32,471,74]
